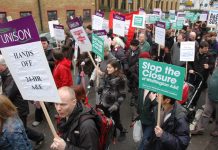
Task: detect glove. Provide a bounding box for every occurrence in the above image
[97,88,103,95]
[108,104,118,113]
[89,80,94,87]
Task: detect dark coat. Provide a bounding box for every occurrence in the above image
[208,66,218,102]
[98,74,127,108]
[44,46,55,72]
[111,46,128,70]
[0,68,29,117]
[147,102,190,150]
[58,102,98,150]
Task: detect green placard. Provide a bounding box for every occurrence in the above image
[92,33,104,60]
[149,15,156,24]
[139,59,185,100]
[191,13,200,23]
[185,12,195,20]
[176,19,184,30]
[172,22,177,30]
[162,20,171,29]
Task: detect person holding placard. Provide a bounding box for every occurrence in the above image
[0,55,44,149]
[85,25,93,42]
[147,95,190,150]
[62,30,74,62]
[0,95,32,150]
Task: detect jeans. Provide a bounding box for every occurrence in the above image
[138,124,154,150]
[76,74,81,85]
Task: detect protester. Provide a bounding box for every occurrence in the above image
[188,41,215,107]
[0,95,32,150]
[191,65,218,136]
[147,95,190,150]
[138,33,151,53]
[62,30,74,61]
[52,49,73,88]
[73,85,89,106]
[86,24,92,42]
[51,86,98,150]
[89,44,116,105]
[0,55,44,149]
[98,59,127,141]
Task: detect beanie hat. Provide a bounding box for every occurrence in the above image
[139,52,150,59]
[0,55,6,65]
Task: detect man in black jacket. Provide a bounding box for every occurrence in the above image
[0,55,44,149]
[147,95,190,150]
[50,86,98,150]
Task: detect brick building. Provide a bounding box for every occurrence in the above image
[0,0,95,32]
[96,0,180,13]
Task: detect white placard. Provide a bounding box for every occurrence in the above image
[132,14,146,29]
[180,42,195,61]
[1,42,60,102]
[155,25,165,46]
[48,20,59,37]
[207,10,218,27]
[92,15,104,30]
[199,13,208,22]
[125,20,131,35]
[70,26,92,53]
[53,25,65,41]
[113,15,125,37]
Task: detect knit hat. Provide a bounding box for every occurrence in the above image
[0,55,6,65]
[139,52,150,59]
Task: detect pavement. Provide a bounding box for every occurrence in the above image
[26,74,218,150]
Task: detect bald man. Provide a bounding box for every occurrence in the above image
[138,33,151,53]
[189,31,199,51]
[51,86,98,150]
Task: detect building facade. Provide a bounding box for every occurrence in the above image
[96,0,179,12]
[0,0,95,32]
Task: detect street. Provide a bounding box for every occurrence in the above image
[27,85,218,150]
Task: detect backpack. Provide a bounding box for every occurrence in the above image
[79,108,115,150]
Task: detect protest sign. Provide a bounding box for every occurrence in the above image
[169,10,176,20]
[93,30,107,41]
[132,14,145,29]
[207,10,218,27]
[53,24,65,41]
[176,19,184,30]
[0,16,60,103]
[48,20,59,37]
[148,14,157,24]
[139,59,185,100]
[68,17,92,53]
[113,14,125,37]
[92,33,104,60]
[177,12,185,20]
[92,11,104,31]
[199,12,208,21]
[180,41,195,61]
[185,12,195,20]
[155,21,165,46]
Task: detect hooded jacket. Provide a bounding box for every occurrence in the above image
[53,58,73,88]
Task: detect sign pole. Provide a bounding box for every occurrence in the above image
[39,101,58,138]
[157,94,163,126]
[87,51,97,68]
[186,61,188,80]
[157,44,161,61]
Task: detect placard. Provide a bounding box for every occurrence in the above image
[139,59,185,100]
[180,41,195,61]
[48,20,59,37]
[199,13,208,21]
[207,10,218,27]
[132,14,145,29]
[68,17,92,53]
[169,10,176,20]
[53,24,65,41]
[93,30,107,41]
[155,21,166,46]
[92,33,104,60]
[113,14,125,37]
[0,16,60,102]
[92,11,104,31]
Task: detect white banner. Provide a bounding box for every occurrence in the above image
[180,41,195,61]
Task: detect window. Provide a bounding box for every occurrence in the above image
[47,10,57,21]
[0,12,7,23]
[66,10,75,21]
[83,9,91,21]
[20,11,32,18]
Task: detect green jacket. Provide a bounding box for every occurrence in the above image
[138,89,157,125]
[139,41,151,53]
[208,66,218,102]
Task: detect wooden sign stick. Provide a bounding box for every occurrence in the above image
[157,94,163,126]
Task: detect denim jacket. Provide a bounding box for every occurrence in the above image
[0,115,32,150]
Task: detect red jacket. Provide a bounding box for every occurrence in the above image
[53,58,73,88]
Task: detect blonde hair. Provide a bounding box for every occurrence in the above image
[0,95,17,120]
[113,37,125,49]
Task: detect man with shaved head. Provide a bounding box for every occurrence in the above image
[50,86,98,150]
[189,31,199,51]
[138,33,151,53]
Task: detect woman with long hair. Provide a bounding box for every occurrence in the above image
[0,95,32,150]
[98,59,127,142]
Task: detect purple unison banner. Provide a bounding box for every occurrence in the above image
[0,16,39,48]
